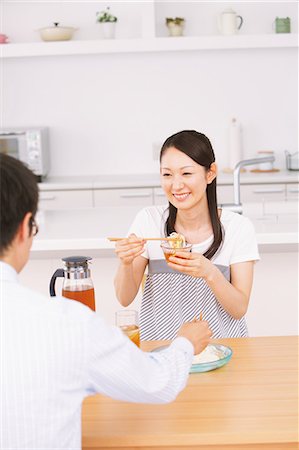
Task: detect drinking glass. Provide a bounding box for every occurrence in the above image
[116,310,140,347]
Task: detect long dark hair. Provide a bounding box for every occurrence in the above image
[160,130,223,260]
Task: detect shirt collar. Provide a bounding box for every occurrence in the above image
[0,261,19,283]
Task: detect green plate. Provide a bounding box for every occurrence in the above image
[151,343,233,373]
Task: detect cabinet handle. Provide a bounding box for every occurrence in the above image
[252,188,284,194]
[288,188,299,194]
[155,193,166,197]
[120,193,151,198]
[39,195,56,201]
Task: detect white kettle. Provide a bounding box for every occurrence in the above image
[218,8,243,35]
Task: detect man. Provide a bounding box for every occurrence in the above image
[1,153,212,450]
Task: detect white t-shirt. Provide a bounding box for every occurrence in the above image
[129,205,260,265]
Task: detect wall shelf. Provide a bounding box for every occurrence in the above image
[0,34,297,58]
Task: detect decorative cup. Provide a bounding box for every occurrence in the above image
[116,310,140,347]
[275,17,291,34]
[160,241,192,262]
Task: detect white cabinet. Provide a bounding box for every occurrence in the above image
[240,184,286,203]
[216,185,234,204]
[93,188,153,207]
[153,187,167,205]
[38,190,93,211]
[38,180,298,210]
[286,183,299,200]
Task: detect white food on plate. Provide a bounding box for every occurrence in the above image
[193,345,223,364]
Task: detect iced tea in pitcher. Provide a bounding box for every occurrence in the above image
[50,256,96,311]
[62,286,95,311]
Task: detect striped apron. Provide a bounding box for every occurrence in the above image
[140,259,248,340]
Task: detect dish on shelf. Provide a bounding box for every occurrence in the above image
[151,343,233,373]
[38,23,78,42]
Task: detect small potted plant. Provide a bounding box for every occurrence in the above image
[96,6,117,39]
[165,17,185,37]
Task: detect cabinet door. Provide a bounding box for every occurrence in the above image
[153,187,167,205]
[38,190,93,211]
[217,185,234,204]
[240,184,286,203]
[286,183,299,200]
[94,188,153,207]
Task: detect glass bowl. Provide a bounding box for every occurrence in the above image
[160,241,192,262]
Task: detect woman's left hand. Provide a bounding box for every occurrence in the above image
[167,251,215,280]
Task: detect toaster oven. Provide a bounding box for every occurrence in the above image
[0,127,49,181]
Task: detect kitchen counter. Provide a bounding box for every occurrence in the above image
[39,170,298,191]
[31,205,298,258]
[82,335,298,450]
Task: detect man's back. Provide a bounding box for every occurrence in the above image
[3,262,92,449]
[2,262,197,450]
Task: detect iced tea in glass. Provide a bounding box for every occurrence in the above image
[116,310,140,347]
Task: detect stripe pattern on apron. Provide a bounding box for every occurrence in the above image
[140,259,248,340]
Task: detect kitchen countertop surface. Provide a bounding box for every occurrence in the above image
[82,336,298,450]
[32,204,298,258]
[39,170,299,191]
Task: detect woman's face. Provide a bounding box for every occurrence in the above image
[160,146,213,211]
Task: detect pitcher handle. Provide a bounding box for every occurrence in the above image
[237,15,243,30]
[49,268,64,297]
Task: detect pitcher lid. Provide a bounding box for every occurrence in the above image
[62,256,92,266]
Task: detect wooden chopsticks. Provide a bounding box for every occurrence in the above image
[194,312,203,321]
[108,237,177,242]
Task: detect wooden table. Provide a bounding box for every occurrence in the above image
[82,336,298,450]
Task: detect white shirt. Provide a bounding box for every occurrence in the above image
[129,206,260,265]
[1,261,193,450]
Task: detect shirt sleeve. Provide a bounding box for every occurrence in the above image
[230,216,260,265]
[85,314,193,404]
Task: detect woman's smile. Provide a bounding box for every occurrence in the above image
[160,147,210,210]
[172,192,191,202]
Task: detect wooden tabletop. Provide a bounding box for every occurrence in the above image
[82,336,298,450]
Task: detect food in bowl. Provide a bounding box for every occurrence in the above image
[193,344,224,364]
[168,232,186,248]
[160,233,192,262]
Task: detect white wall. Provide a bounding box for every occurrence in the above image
[1,1,298,176]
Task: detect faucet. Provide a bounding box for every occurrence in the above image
[220,155,275,214]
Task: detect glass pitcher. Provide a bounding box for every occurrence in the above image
[49,256,96,311]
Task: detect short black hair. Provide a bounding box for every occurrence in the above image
[0,154,38,255]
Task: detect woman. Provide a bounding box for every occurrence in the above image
[114,130,259,340]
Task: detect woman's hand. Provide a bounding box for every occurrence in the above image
[115,233,146,266]
[167,251,216,281]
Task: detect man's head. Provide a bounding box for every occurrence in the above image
[0,154,39,270]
